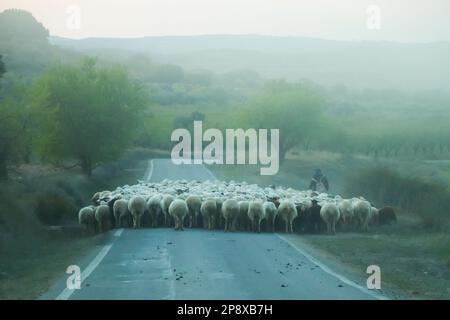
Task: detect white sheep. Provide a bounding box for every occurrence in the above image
[353,200,372,231]
[200,198,217,230]
[113,199,129,228]
[147,195,162,228]
[95,204,113,232]
[78,206,96,234]
[247,200,265,233]
[161,194,175,227]
[338,199,354,228]
[320,202,340,235]
[128,195,147,229]
[215,197,225,229]
[222,199,240,232]
[263,201,278,232]
[186,195,202,228]
[277,200,297,233]
[238,200,250,231]
[92,190,111,204]
[169,199,189,231]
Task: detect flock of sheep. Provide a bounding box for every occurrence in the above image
[78,179,397,235]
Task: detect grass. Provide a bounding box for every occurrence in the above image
[209,150,369,195]
[284,225,450,299]
[0,235,93,299]
[0,149,149,300]
[209,150,450,299]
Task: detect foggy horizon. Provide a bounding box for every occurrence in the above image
[2,0,450,303]
[1,0,450,43]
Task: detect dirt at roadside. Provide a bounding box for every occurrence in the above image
[283,231,450,300]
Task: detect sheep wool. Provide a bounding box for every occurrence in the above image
[263,201,278,232]
[222,199,240,232]
[186,195,202,228]
[113,199,129,228]
[79,206,96,234]
[201,198,217,230]
[352,200,372,231]
[128,195,147,229]
[169,199,189,231]
[161,194,175,227]
[95,204,112,233]
[247,200,265,233]
[147,195,162,228]
[338,199,353,226]
[320,202,340,235]
[277,201,297,233]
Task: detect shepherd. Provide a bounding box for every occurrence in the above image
[309,169,329,193]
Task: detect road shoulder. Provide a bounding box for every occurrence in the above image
[280,233,402,300]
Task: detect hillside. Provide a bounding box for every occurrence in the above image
[50,34,450,91]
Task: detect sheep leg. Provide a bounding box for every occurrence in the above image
[257,220,261,233]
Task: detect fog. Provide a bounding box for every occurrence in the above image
[1,2,450,301]
[1,0,450,42]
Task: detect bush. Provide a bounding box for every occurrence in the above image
[0,183,44,254]
[35,192,74,225]
[345,167,450,229]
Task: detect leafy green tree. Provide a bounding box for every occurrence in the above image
[0,9,49,42]
[0,55,5,77]
[153,64,184,84]
[32,59,147,176]
[0,75,29,180]
[240,80,325,163]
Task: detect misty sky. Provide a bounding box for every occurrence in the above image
[1,0,449,42]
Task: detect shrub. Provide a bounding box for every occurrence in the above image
[35,192,74,225]
[345,167,450,229]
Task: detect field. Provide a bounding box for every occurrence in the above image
[209,151,450,299]
[0,150,150,300]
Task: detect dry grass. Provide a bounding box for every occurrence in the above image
[0,149,149,299]
[209,152,450,299]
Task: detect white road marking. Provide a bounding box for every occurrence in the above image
[203,164,218,181]
[56,244,113,300]
[144,159,154,181]
[55,159,156,300]
[114,228,124,237]
[162,248,176,300]
[276,234,388,300]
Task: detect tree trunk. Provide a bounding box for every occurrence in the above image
[81,157,92,176]
[279,146,288,166]
[0,154,8,181]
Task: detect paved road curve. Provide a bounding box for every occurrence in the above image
[44,159,382,300]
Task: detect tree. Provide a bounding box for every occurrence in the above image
[32,58,147,176]
[0,73,29,180]
[0,55,5,77]
[0,9,49,43]
[240,80,325,163]
[153,64,184,84]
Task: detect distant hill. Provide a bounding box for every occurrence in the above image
[50,34,450,91]
[0,9,80,79]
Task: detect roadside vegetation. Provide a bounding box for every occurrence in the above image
[210,152,450,299]
[1,8,450,299]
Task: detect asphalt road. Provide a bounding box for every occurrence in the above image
[43,159,382,300]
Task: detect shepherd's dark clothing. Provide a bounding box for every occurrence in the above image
[309,174,329,192]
